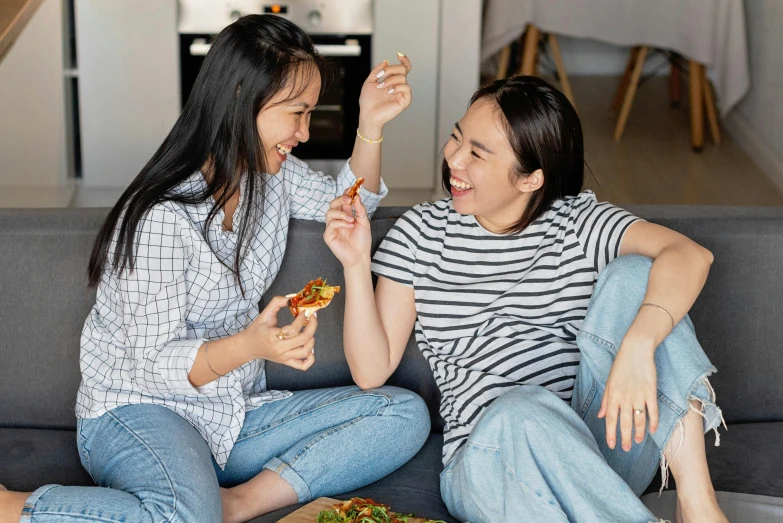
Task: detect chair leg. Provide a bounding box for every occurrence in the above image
[496,44,511,80]
[702,69,721,144]
[669,53,682,107]
[612,46,640,112]
[689,60,705,152]
[548,34,576,109]
[614,46,648,141]
[521,24,540,76]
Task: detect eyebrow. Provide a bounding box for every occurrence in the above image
[454,122,495,154]
[291,101,311,109]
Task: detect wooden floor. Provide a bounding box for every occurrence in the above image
[572,76,783,206]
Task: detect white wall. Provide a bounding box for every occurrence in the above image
[725,0,783,193]
[373,0,440,189]
[0,0,68,187]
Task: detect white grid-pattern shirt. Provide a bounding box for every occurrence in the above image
[76,156,387,467]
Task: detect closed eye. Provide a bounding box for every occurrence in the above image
[471,151,484,160]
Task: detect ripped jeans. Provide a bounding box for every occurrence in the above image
[440,255,725,523]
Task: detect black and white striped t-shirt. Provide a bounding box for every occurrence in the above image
[371,191,640,464]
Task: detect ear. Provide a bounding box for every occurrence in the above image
[514,168,544,194]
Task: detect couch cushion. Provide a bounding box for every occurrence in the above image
[252,434,457,523]
[0,209,104,430]
[0,427,94,491]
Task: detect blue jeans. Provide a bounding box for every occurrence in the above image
[21,386,430,522]
[440,255,724,523]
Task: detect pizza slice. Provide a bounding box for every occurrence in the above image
[347,177,365,203]
[287,278,341,318]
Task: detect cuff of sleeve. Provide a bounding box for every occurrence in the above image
[340,159,388,216]
[156,339,207,395]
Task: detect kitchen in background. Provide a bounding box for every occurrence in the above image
[0,0,482,207]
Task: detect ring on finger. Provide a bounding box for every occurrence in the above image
[633,408,646,416]
[276,329,291,341]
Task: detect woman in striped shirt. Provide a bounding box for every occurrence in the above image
[325,76,728,523]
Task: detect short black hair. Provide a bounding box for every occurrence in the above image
[442,75,584,234]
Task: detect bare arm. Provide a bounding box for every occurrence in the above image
[618,221,714,352]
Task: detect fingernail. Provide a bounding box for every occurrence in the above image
[376,70,385,79]
[388,88,395,94]
[376,81,385,89]
[397,52,405,58]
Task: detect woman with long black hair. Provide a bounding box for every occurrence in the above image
[0,14,429,523]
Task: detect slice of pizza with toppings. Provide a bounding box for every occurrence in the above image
[287,278,341,318]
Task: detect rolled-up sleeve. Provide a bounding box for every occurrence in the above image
[285,156,388,222]
[117,206,205,395]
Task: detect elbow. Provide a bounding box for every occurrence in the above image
[353,373,385,391]
[697,244,714,267]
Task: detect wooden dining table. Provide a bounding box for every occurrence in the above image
[482,0,750,119]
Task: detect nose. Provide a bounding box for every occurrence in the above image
[294,116,310,143]
[446,144,468,172]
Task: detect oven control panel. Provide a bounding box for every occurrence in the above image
[178,0,372,35]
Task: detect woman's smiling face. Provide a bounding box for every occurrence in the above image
[256,65,321,174]
[443,97,540,233]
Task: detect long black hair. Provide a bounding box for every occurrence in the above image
[442,75,584,234]
[88,14,327,289]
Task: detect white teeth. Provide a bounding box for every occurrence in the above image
[276,144,292,155]
[450,177,473,190]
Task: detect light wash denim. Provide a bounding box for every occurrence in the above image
[440,255,724,523]
[21,385,430,522]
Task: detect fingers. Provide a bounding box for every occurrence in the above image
[281,313,318,349]
[326,208,355,224]
[397,53,412,72]
[648,399,659,435]
[286,350,315,371]
[604,400,618,450]
[620,404,633,451]
[390,84,412,104]
[259,296,290,322]
[634,406,647,445]
[376,73,408,91]
[329,194,351,210]
[352,196,370,224]
[368,60,389,81]
[376,64,409,81]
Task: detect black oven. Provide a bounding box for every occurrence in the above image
[178,1,373,163]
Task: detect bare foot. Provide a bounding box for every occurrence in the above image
[0,486,31,523]
[221,487,245,523]
[677,491,728,523]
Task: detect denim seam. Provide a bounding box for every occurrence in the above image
[236,391,392,443]
[105,410,179,523]
[466,443,569,520]
[25,511,129,523]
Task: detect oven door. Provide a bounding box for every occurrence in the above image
[179,34,371,161]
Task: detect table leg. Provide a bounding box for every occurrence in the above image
[689,60,705,152]
[612,47,640,112]
[548,34,576,109]
[614,46,648,141]
[702,69,721,144]
[496,44,511,80]
[669,53,682,107]
[521,24,540,76]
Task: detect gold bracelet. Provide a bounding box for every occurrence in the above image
[356,128,383,144]
[203,341,224,377]
[640,303,675,330]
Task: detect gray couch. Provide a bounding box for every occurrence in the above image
[1,205,782,522]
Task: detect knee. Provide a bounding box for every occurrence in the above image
[378,386,431,446]
[474,386,565,439]
[163,487,222,523]
[594,254,652,298]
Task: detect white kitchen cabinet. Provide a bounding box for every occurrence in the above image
[75,0,180,187]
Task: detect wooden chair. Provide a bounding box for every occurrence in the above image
[495,24,576,110]
[612,46,720,152]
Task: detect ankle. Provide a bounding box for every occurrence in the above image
[0,490,29,523]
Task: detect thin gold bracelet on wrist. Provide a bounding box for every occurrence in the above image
[640,303,675,331]
[203,341,224,377]
[356,128,383,144]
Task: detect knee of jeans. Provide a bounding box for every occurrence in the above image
[595,254,652,297]
[474,387,561,440]
[380,387,432,444]
[159,486,222,523]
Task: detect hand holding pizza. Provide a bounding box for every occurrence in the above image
[239,296,317,371]
[324,186,372,269]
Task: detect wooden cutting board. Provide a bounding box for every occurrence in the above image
[276,498,341,522]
